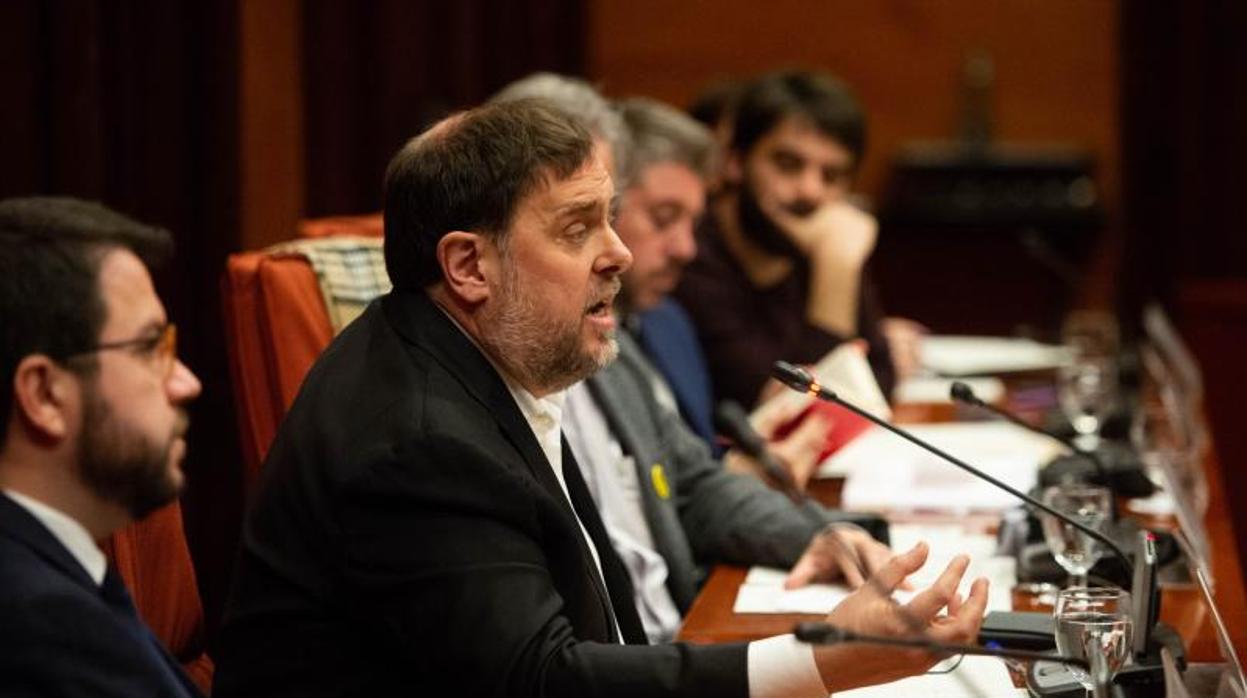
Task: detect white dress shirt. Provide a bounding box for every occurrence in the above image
[558,384,827,698]
[3,488,107,585]
[563,382,684,642]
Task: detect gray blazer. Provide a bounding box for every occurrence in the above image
[584,333,835,611]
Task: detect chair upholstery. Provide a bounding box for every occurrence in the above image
[222,213,383,486]
[221,252,334,487]
[100,501,213,693]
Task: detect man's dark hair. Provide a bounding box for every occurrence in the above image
[383,99,595,290]
[0,197,172,445]
[489,73,630,183]
[730,70,866,165]
[688,77,748,130]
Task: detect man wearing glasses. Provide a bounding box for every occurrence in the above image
[0,197,203,697]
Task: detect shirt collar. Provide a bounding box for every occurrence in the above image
[2,489,108,586]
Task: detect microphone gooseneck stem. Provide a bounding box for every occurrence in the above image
[794,621,1092,670]
[950,381,1114,490]
[772,362,1134,578]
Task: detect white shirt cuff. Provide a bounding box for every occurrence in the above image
[747,633,827,698]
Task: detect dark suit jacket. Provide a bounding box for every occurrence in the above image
[586,332,834,611]
[213,290,748,698]
[0,495,202,697]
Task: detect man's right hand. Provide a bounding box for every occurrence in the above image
[770,200,877,269]
[811,542,990,694]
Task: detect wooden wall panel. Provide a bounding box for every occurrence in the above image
[239,0,305,251]
[301,0,587,218]
[587,0,1120,214]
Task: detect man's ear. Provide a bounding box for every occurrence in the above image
[436,231,493,304]
[10,355,76,443]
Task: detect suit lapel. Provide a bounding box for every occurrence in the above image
[0,494,98,593]
[0,495,201,696]
[586,337,703,611]
[382,291,566,502]
[381,290,630,640]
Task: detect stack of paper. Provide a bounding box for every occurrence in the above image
[818,422,1061,512]
[920,335,1069,376]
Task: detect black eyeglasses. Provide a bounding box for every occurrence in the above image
[65,323,179,380]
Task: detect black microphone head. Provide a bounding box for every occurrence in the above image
[712,400,751,433]
[949,381,981,405]
[713,400,772,456]
[772,360,814,392]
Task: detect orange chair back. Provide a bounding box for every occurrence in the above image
[222,213,382,486]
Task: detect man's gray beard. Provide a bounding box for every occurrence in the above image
[479,262,619,394]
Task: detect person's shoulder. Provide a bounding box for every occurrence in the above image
[0,544,105,623]
[638,298,699,340]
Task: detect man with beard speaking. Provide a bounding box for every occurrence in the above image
[214,99,988,697]
[675,70,921,409]
[0,197,204,696]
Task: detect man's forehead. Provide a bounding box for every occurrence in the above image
[634,160,703,189]
[526,155,614,216]
[758,116,852,161]
[96,248,166,336]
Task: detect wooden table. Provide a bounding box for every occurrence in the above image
[676,405,1247,672]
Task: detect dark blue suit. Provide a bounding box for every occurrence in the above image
[634,298,719,453]
[0,494,201,697]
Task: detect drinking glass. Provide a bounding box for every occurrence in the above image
[1062,310,1120,359]
[1054,586,1134,697]
[1058,358,1117,451]
[1060,311,1120,451]
[1040,484,1112,588]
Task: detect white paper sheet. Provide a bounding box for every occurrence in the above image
[893,376,1005,405]
[817,422,1060,513]
[835,655,1024,697]
[920,335,1069,376]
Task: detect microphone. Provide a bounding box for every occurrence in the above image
[713,401,802,503]
[771,361,1133,577]
[794,621,1092,670]
[798,621,1126,698]
[713,400,894,587]
[776,361,1180,694]
[948,380,1113,487]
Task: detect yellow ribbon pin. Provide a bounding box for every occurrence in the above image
[650,463,671,500]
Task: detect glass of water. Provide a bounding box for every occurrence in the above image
[1058,358,1117,451]
[1060,310,1120,451]
[1041,484,1112,588]
[1054,586,1133,697]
